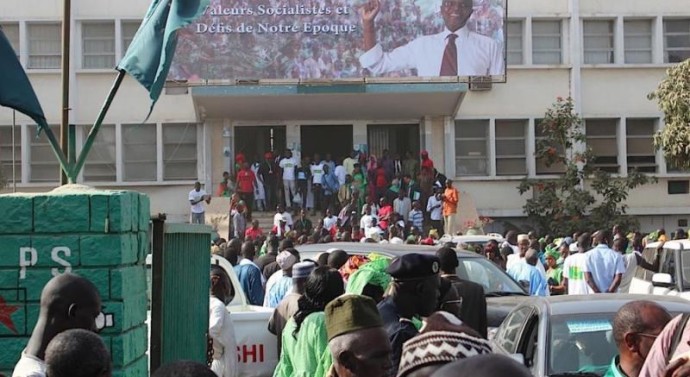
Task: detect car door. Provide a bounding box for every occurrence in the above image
[516,310,541,374]
[493,306,535,357]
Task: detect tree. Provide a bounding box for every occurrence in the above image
[649,59,690,170]
[517,97,654,235]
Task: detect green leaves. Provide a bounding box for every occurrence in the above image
[650,60,690,169]
[517,97,653,235]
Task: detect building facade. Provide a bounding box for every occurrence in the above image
[1,0,689,232]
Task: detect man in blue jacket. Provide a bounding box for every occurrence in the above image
[233,241,265,306]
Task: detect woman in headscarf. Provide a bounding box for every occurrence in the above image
[274,267,345,377]
[209,265,238,377]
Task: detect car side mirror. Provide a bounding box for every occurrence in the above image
[652,273,674,288]
[519,280,531,290]
[509,353,525,365]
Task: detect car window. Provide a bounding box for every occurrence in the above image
[681,249,690,289]
[662,250,677,283]
[495,306,533,354]
[456,257,524,294]
[520,314,540,369]
[548,313,617,376]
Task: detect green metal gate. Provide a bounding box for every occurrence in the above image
[150,216,211,373]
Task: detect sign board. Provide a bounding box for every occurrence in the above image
[170,0,508,84]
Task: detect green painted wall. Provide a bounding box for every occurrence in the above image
[0,189,150,377]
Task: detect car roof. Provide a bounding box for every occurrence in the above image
[442,235,505,243]
[520,294,690,316]
[295,242,482,258]
[646,239,690,250]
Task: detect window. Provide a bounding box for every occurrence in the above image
[583,20,615,64]
[121,21,140,55]
[586,119,619,173]
[535,119,566,175]
[29,125,60,182]
[626,119,656,173]
[455,120,489,176]
[0,126,21,184]
[532,20,562,64]
[82,125,116,182]
[495,120,527,175]
[123,124,156,182]
[668,181,690,195]
[1,23,20,58]
[495,306,532,354]
[27,23,61,69]
[507,20,523,65]
[81,22,115,69]
[664,19,690,63]
[163,123,198,181]
[624,19,653,64]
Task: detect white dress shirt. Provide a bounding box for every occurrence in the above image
[359,26,504,77]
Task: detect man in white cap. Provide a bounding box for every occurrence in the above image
[506,234,547,281]
[263,249,299,308]
[268,261,316,356]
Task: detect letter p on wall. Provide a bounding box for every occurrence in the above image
[19,247,37,280]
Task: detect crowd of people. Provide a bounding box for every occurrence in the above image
[208,234,530,377]
[208,148,461,245]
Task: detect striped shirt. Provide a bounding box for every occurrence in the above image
[408,209,424,230]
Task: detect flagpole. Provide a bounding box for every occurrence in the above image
[72,70,126,181]
[12,110,16,193]
[60,0,72,185]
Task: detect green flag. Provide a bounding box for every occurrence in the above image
[0,27,49,131]
[117,0,209,115]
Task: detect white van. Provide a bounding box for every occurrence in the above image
[629,239,690,300]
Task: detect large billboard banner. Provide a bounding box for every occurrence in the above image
[170,0,507,83]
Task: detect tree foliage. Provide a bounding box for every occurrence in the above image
[649,59,690,169]
[517,97,655,235]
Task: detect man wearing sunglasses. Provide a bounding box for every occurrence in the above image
[358,0,504,77]
[13,273,104,377]
[605,300,671,377]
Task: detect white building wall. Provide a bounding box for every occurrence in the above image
[1,0,689,230]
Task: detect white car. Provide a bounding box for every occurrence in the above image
[629,239,690,300]
[147,254,277,377]
[211,255,277,377]
[439,234,506,251]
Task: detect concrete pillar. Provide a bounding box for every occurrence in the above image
[0,187,150,377]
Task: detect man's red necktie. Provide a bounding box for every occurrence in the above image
[440,34,458,76]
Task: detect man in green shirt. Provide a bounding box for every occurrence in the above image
[604,300,671,377]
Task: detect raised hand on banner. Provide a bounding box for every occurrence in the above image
[359,0,381,23]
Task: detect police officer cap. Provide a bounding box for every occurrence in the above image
[387,253,440,281]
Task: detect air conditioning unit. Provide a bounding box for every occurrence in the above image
[469,76,493,92]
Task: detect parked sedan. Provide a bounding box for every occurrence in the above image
[492,294,690,377]
[296,242,528,329]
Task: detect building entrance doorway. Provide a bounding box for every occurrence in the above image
[367,124,420,159]
[300,125,353,161]
[234,126,286,162]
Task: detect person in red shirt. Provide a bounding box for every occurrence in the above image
[420,151,434,175]
[245,219,264,241]
[378,197,393,231]
[236,162,256,220]
[375,164,388,201]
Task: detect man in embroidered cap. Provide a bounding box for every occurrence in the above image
[378,253,442,376]
[325,295,392,377]
[268,261,316,355]
[431,354,532,377]
[397,311,492,377]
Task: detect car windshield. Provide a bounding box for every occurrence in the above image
[548,313,617,376]
[457,257,525,295]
